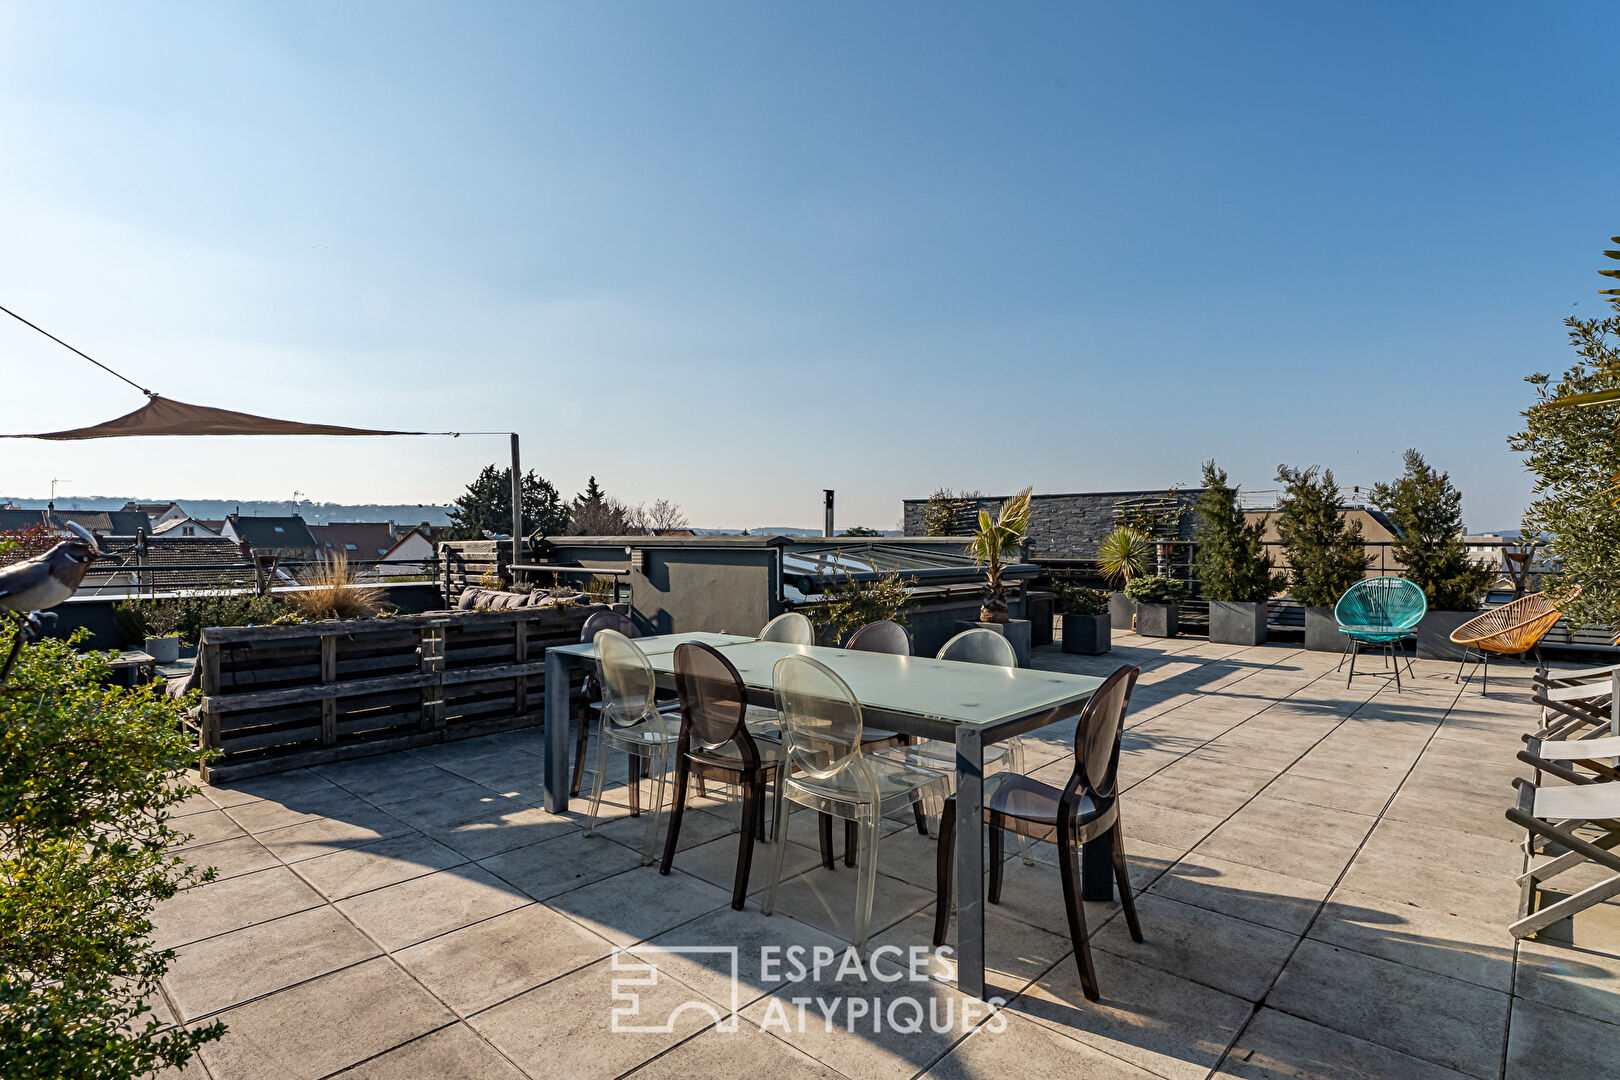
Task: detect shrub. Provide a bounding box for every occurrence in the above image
[1371,450,1494,611]
[0,632,223,1077]
[1274,465,1371,608]
[585,575,616,605]
[1053,582,1109,616]
[814,571,914,646]
[1193,461,1286,602]
[1124,575,1186,605]
[921,488,981,537]
[1097,527,1152,586]
[290,552,385,621]
[115,590,291,646]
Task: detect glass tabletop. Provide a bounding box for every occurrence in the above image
[656,640,1100,727]
[548,632,756,659]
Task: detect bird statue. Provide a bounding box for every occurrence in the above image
[0,521,102,613]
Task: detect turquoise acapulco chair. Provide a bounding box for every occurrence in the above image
[1333,577,1427,691]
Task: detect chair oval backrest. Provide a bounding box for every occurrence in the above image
[1450,586,1579,649]
[1074,664,1140,800]
[936,628,1016,668]
[595,629,657,728]
[581,609,638,643]
[845,620,913,656]
[759,611,814,645]
[773,654,866,781]
[1334,577,1427,632]
[673,641,752,754]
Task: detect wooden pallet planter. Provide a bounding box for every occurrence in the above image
[196,604,602,782]
[440,539,512,601]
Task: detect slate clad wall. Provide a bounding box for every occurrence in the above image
[902,490,1202,562]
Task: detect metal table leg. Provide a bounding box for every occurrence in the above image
[544,651,574,813]
[955,725,985,1000]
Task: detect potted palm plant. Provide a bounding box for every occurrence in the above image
[1371,450,1494,659]
[1097,526,1152,631]
[1194,461,1285,645]
[1124,575,1185,637]
[1275,465,1372,651]
[964,487,1034,664]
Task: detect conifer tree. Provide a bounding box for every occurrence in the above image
[1193,461,1285,602]
[1371,450,1493,611]
[1274,465,1370,608]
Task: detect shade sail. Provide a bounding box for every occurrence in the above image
[6,395,431,439]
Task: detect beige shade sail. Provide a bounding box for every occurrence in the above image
[6,395,436,439]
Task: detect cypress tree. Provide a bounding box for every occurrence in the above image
[1193,461,1285,602]
[1371,450,1493,611]
[1274,465,1370,608]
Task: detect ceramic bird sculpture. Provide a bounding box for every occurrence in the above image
[0,522,102,613]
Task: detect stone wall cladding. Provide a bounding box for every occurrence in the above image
[902,490,1203,561]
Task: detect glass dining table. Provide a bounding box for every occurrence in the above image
[543,631,1104,999]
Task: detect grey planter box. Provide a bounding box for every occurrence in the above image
[1303,606,1350,653]
[1416,610,1475,661]
[1209,600,1267,646]
[1060,612,1111,655]
[1135,603,1178,638]
[957,618,1032,667]
[1108,592,1134,633]
[145,635,181,663]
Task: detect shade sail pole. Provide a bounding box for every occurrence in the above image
[510,433,523,574]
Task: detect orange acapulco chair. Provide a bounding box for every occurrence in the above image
[1448,587,1581,694]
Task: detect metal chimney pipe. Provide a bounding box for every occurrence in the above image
[823,490,835,537]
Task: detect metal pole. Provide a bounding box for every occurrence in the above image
[823,489,834,537]
[509,433,523,577]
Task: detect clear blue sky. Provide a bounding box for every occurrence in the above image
[1,2,1613,530]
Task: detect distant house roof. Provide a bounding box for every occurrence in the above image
[310,522,415,561]
[223,514,318,554]
[152,515,222,536]
[649,528,699,537]
[0,507,152,536]
[120,501,181,518]
[83,535,253,591]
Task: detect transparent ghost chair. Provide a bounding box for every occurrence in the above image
[892,628,1033,862]
[844,619,914,655]
[759,611,814,645]
[572,610,674,812]
[583,629,679,864]
[659,642,787,909]
[761,654,949,957]
[838,619,928,850]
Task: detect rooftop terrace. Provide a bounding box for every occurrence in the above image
[156,634,1615,1080]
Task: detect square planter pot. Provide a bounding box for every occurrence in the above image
[1134,603,1178,638]
[1107,591,1135,633]
[1209,600,1268,646]
[1416,610,1476,661]
[1303,606,1349,653]
[957,619,1032,667]
[1060,612,1111,655]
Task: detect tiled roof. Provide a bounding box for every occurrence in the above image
[83,535,255,591]
[224,514,318,551]
[309,522,405,560]
[0,508,152,536]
